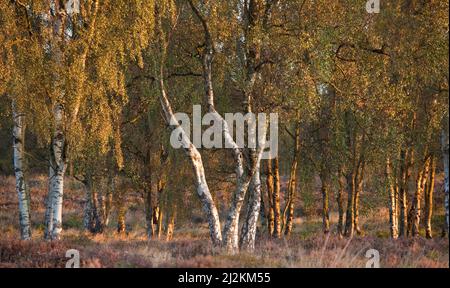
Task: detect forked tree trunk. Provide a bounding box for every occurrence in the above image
[12,101,32,240]
[424,156,436,239]
[158,79,222,246]
[386,157,399,239]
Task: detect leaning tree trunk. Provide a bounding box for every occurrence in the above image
[48,103,67,240]
[386,157,399,239]
[442,120,449,236]
[158,79,222,246]
[424,156,436,239]
[12,101,32,240]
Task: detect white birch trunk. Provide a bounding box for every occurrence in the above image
[12,101,32,240]
[44,167,54,240]
[239,158,262,251]
[49,103,67,240]
[159,80,222,246]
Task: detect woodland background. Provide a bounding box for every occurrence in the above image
[0,0,448,267]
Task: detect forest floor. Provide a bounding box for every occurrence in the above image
[0,175,448,268]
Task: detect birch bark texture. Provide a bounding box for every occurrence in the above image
[12,101,32,240]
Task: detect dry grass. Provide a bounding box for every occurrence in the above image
[0,175,448,268]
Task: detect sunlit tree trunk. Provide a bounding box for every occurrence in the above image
[353,159,365,235]
[158,78,222,246]
[266,159,275,236]
[166,208,176,241]
[12,101,31,240]
[408,155,431,237]
[284,122,300,236]
[386,157,399,239]
[425,156,436,239]
[272,157,281,238]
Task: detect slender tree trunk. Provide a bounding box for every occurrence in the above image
[266,159,275,236]
[344,171,355,237]
[320,171,331,234]
[157,207,163,239]
[337,172,345,237]
[104,173,114,227]
[259,187,267,232]
[398,149,412,237]
[284,122,300,236]
[386,157,399,239]
[12,101,31,240]
[117,204,126,234]
[144,185,154,239]
[90,179,104,233]
[272,157,281,238]
[166,209,176,241]
[441,120,449,237]
[49,103,67,240]
[409,156,431,237]
[425,156,435,239]
[353,160,364,235]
